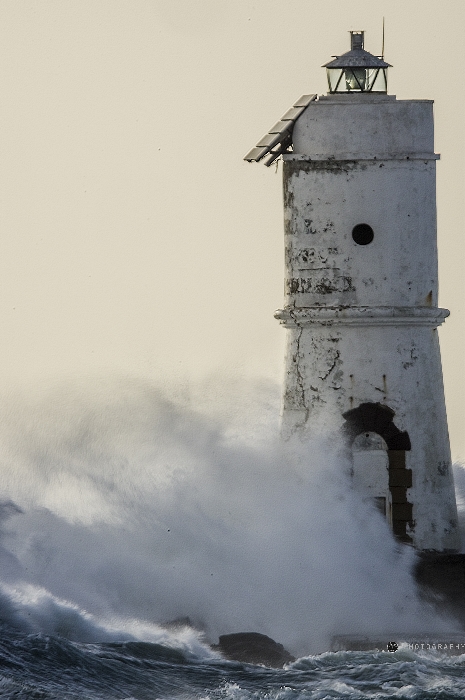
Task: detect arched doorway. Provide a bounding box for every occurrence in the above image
[343,403,413,543]
[352,431,392,525]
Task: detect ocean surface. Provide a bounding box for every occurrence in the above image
[1,625,465,700]
[0,379,464,698]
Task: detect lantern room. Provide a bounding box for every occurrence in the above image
[323,31,391,93]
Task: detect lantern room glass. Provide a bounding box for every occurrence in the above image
[327,67,388,94]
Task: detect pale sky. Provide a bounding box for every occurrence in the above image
[0,1,464,454]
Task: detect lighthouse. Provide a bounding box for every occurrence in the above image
[245,31,459,552]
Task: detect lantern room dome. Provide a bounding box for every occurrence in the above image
[323,31,391,93]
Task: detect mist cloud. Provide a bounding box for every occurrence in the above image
[0,375,458,655]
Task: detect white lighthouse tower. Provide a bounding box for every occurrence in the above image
[245,31,459,552]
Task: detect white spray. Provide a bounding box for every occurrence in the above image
[0,375,459,656]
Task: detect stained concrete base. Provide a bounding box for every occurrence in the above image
[414,552,465,626]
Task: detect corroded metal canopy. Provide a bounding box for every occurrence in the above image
[323,31,391,69]
[323,50,390,69]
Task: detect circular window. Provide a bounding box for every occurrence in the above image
[352,223,374,245]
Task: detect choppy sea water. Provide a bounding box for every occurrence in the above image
[1,626,465,700]
[0,378,464,698]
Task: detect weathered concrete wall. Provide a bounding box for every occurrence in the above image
[293,94,434,157]
[282,159,438,309]
[276,94,459,552]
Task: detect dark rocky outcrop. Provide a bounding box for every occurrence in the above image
[161,619,295,666]
[213,632,295,667]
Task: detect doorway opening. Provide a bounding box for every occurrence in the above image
[343,403,413,543]
[352,431,392,526]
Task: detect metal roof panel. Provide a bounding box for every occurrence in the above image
[268,120,294,134]
[243,146,271,162]
[256,132,283,148]
[281,105,307,121]
[323,49,391,69]
[293,94,317,107]
[244,94,317,164]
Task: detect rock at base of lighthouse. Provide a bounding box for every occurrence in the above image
[214,632,295,667]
